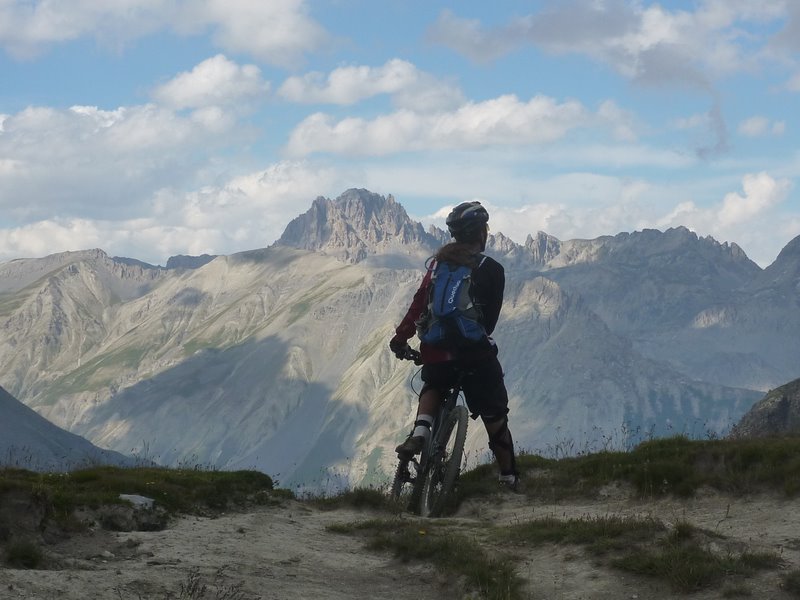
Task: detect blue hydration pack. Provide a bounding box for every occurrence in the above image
[417,258,486,348]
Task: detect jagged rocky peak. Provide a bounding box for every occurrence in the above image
[525,231,562,265]
[275,188,438,262]
[487,231,519,253]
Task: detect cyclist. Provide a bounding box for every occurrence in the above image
[389,201,519,489]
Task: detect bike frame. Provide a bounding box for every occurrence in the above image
[418,378,463,476]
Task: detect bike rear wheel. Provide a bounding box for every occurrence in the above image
[418,405,468,517]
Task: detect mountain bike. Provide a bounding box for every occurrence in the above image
[389,347,469,517]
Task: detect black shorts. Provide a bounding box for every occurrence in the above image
[420,357,509,418]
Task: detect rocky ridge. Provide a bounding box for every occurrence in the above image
[729,378,800,439]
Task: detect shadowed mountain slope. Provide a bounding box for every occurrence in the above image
[0,385,134,471]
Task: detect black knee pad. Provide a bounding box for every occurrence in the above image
[481,414,510,450]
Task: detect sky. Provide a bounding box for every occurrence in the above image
[1,1,799,268]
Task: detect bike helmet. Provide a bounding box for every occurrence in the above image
[446,201,489,242]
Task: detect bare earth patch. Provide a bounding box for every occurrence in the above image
[2,486,799,599]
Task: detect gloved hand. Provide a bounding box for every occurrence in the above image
[389,334,410,358]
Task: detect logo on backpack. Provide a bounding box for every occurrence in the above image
[416,258,486,348]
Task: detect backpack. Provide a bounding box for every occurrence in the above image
[416,256,487,348]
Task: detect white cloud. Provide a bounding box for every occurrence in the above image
[771,1,800,52]
[429,2,790,87]
[279,59,416,104]
[405,167,795,269]
[285,94,588,156]
[278,59,464,111]
[469,171,794,268]
[673,113,706,130]
[182,0,330,68]
[718,172,791,225]
[0,102,252,223]
[426,9,526,64]
[471,177,653,244]
[651,171,793,265]
[0,216,242,265]
[738,116,769,137]
[737,115,786,137]
[428,4,783,161]
[0,219,104,260]
[0,0,328,66]
[0,160,348,265]
[656,172,792,231]
[597,100,639,141]
[0,1,187,57]
[152,54,269,110]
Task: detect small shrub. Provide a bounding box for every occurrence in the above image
[613,543,726,592]
[504,514,665,558]
[613,538,781,593]
[172,567,257,600]
[311,486,390,511]
[4,539,43,569]
[784,569,800,597]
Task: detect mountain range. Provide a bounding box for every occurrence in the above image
[1,188,797,485]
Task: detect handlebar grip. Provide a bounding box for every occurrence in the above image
[404,348,422,365]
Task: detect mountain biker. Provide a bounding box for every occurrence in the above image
[389,201,519,489]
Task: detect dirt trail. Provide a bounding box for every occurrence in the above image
[1,488,799,599]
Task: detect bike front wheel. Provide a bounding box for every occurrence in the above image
[390,459,407,500]
[418,405,468,517]
[390,456,418,510]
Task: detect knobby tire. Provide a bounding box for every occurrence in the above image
[389,461,406,500]
[418,405,468,517]
[390,457,417,506]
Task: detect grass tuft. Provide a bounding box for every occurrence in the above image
[504,514,664,556]
[330,518,522,600]
[0,465,281,539]
[611,526,782,593]
[455,435,800,508]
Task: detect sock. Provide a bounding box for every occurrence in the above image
[413,414,434,440]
